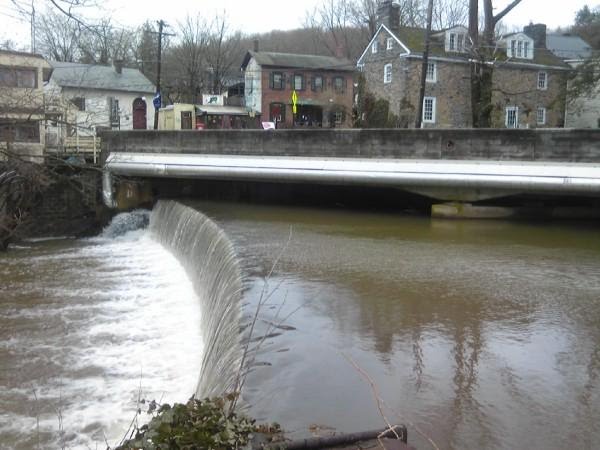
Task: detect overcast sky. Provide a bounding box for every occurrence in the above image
[0,0,597,50]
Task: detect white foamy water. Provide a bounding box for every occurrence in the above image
[0,227,204,449]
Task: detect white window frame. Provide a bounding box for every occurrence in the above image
[384,63,392,84]
[457,34,464,52]
[537,71,548,90]
[334,111,343,125]
[449,33,456,51]
[422,97,436,124]
[537,107,546,125]
[508,37,534,59]
[505,106,519,128]
[426,62,437,83]
[372,41,378,54]
[386,37,393,50]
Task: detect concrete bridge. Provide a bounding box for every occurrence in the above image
[100,129,600,216]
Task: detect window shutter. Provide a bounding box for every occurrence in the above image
[270,73,274,89]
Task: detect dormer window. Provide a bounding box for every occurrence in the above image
[507,36,534,59]
[448,32,466,52]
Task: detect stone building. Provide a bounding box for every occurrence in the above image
[0,50,53,160]
[357,1,570,128]
[241,48,355,128]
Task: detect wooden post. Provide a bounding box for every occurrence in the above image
[93,135,97,164]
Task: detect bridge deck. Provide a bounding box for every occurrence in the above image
[105,152,600,201]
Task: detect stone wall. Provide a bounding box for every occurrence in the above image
[358,27,568,129]
[28,168,106,237]
[99,128,600,163]
[360,28,409,123]
[491,66,567,128]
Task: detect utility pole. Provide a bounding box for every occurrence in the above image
[415,0,434,129]
[153,20,165,130]
[30,0,35,53]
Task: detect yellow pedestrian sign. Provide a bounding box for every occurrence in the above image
[292,90,298,114]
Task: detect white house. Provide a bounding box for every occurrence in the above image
[45,61,155,141]
[546,33,598,128]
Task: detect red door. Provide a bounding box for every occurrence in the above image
[132,98,147,129]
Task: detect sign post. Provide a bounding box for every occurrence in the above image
[152,92,161,129]
[291,90,298,127]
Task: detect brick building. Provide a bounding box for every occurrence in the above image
[357,1,570,128]
[241,49,355,128]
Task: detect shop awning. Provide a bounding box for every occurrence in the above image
[195,105,248,116]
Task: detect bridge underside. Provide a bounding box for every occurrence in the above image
[105,152,600,203]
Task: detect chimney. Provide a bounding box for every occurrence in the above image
[377,0,400,35]
[335,44,345,59]
[253,39,260,52]
[524,23,547,49]
[114,59,124,75]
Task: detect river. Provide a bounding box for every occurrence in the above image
[1,201,600,449]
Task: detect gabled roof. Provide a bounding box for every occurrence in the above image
[0,49,48,60]
[357,23,411,65]
[241,51,354,72]
[546,33,593,61]
[358,24,569,69]
[50,61,155,93]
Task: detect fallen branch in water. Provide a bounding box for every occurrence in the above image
[342,353,440,450]
[261,425,408,450]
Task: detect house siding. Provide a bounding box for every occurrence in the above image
[0,51,51,160]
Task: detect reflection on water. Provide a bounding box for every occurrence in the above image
[192,201,600,450]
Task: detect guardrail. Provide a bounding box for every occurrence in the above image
[46,135,100,164]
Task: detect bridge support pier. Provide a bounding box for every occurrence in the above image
[431,203,518,219]
[114,179,154,211]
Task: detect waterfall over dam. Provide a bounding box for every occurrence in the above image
[149,200,243,398]
[2,199,600,450]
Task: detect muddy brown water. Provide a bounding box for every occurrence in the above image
[1,202,600,449]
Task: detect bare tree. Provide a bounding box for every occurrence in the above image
[77,18,136,64]
[304,0,369,59]
[165,15,210,104]
[350,0,379,36]
[132,21,159,85]
[397,0,426,27]
[205,14,243,94]
[432,0,468,30]
[469,0,523,127]
[35,8,81,62]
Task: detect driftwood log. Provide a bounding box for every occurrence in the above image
[261,425,408,450]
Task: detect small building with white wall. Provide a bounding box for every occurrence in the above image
[45,61,155,144]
